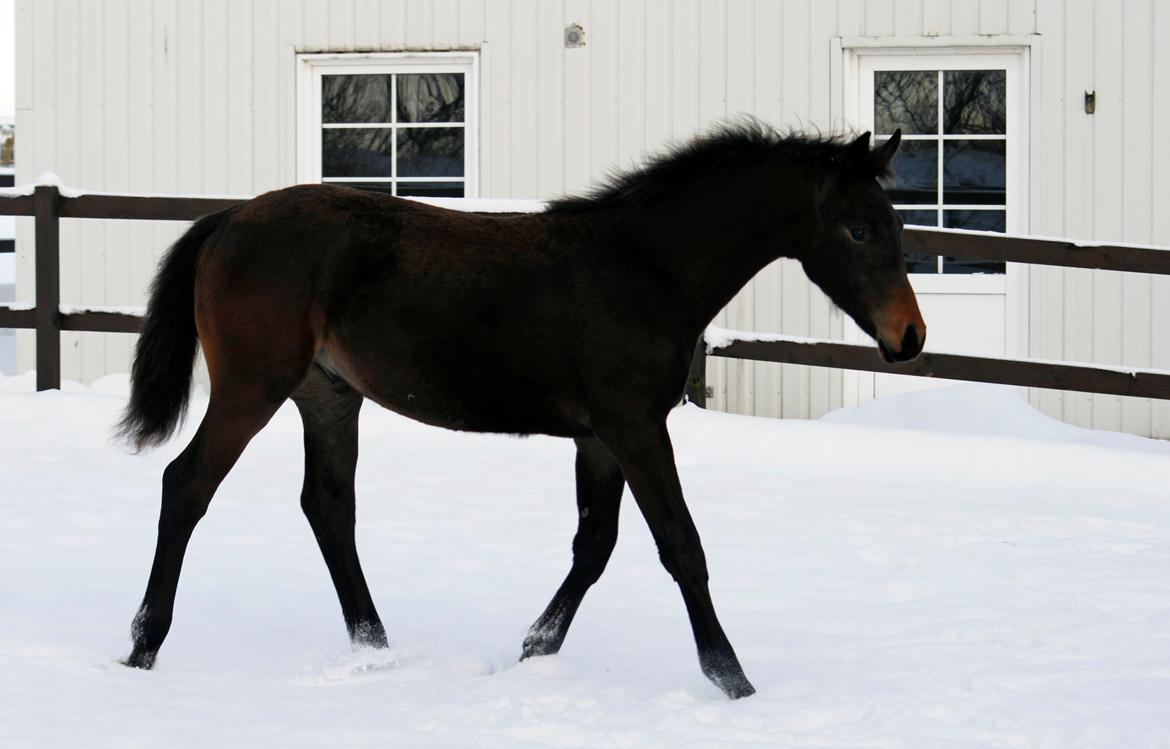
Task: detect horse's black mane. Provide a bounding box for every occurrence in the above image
[547,120,890,214]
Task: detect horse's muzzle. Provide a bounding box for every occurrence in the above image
[874,286,926,363]
[878,322,925,363]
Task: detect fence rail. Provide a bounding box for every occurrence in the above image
[2,183,1170,406]
[0,185,245,388]
[686,334,1170,408]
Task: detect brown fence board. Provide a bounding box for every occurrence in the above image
[60,194,244,221]
[711,338,1170,401]
[902,227,1170,275]
[34,186,61,391]
[0,194,35,216]
[0,307,35,329]
[60,311,144,334]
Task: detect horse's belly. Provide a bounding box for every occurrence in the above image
[315,346,591,438]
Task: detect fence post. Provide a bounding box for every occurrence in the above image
[34,185,61,391]
[686,336,707,408]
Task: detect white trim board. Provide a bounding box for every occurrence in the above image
[833,37,1037,406]
[295,52,480,197]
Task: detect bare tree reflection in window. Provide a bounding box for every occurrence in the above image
[322,75,393,124]
[397,74,465,123]
[875,70,937,135]
[944,71,1005,134]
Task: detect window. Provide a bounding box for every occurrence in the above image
[299,53,478,198]
[861,53,1024,274]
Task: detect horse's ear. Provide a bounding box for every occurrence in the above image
[844,131,872,168]
[870,129,901,176]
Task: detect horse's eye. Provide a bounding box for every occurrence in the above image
[849,227,867,242]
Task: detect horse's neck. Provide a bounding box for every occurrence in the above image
[633,170,820,329]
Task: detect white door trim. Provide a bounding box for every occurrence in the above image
[832,38,1038,405]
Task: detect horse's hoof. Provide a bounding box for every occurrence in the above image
[520,629,563,661]
[519,641,547,661]
[122,649,157,670]
[719,676,756,700]
[350,621,389,650]
[701,654,756,699]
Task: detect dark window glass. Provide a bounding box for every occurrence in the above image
[397,74,465,123]
[896,210,939,273]
[943,209,1006,272]
[944,70,1006,134]
[397,128,465,177]
[322,75,393,124]
[875,70,937,134]
[943,140,1005,205]
[944,209,1005,232]
[322,128,393,177]
[904,253,939,273]
[896,208,938,227]
[396,182,465,198]
[887,140,938,205]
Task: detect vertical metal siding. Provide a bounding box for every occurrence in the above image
[12,0,1169,438]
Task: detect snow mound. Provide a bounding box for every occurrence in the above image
[822,383,1170,455]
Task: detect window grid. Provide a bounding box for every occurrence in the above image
[879,69,1007,273]
[320,71,467,197]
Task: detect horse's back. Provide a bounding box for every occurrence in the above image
[194,184,597,436]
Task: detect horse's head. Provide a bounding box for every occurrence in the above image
[801,130,925,363]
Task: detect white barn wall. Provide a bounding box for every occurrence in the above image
[12,0,1170,438]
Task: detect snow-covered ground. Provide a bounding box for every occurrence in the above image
[1,377,1168,748]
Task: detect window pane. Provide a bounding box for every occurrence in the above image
[943,209,1006,273]
[944,70,1006,134]
[322,75,393,124]
[323,128,393,177]
[886,140,938,204]
[943,140,1005,205]
[398,74,465,123]
[396,182,465,198]
[897,208,938,227]
[875,70,937,134]
[944,209,1005,232]
[397,128,465,177]
[897,210,940,273]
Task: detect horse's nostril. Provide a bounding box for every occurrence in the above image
[901,324,920,356]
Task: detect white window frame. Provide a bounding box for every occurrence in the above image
[296,51,480,197]
[837,39,1034,350]
[857,50,1027,293]
[833,37,1038,398]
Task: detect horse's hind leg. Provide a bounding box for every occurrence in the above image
[292,364,387,648]
[125,391,284,669]
[522,437,624,659]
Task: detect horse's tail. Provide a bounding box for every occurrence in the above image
[116,209,229,451]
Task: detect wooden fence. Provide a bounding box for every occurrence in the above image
[0,185,242,389]
[1,184,1170,404]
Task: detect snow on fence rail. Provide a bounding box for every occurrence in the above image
[2,181,1170,402]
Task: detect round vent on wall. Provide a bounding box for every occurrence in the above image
[564,23,586,49]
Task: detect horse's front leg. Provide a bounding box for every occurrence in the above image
[595,416,755,700]
[522,437,624,659]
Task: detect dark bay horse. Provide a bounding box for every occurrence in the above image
[117,123,923,699]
